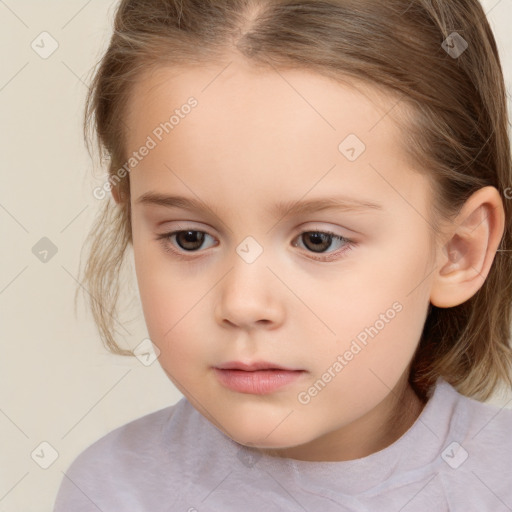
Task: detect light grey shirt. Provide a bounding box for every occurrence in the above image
[53,377,512,511]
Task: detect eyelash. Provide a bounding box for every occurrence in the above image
[155,228,355,262]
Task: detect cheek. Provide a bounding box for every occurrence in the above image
[132,244,215,376]
[132,236,188,344]
[312,234,431,338]
[136,276,207,383]
[303,236,432,393]
[297,301,422,430]
[136,270,195,345]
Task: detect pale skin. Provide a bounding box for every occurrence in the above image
[115,57,505,462]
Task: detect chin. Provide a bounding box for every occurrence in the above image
[222,420,312,451]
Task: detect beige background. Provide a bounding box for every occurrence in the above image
[1,1,511,510]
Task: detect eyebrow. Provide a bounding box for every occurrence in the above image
[135,192,383,218]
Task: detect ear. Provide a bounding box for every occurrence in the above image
[430,186,505,308]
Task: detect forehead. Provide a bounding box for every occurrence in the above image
[125,59,405,150]
[124,60,428,219]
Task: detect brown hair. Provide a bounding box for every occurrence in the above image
[79,0,512,401]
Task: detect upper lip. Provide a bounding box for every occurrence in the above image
[214,361,302,371]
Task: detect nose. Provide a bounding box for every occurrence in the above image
[214,255,286,331]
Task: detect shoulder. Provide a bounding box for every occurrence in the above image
[74,398,186,463]
[435,378,512,454]
[436,380,512,504]
[53,398,194,510]
[429,377,512,428]
[450,382,512,444]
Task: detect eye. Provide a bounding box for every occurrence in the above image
[155,228,354,261]
[157,230,217,254]
[293,230,354,260]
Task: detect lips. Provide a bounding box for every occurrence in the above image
[213,361,305,394]
[215,360,301,371]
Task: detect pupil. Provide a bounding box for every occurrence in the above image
[178,231,204,250]
[304,232,331,252]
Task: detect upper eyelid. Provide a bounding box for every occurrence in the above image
[158,222,352,236]
[161,227,352,248]
[160,227,350,240]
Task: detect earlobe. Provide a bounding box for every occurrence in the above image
[430,186,505,308]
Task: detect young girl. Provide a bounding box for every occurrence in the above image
[54,0,512,510]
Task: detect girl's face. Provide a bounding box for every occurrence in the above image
[127,60,435,461]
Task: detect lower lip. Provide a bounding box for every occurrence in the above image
[213,368,305,395]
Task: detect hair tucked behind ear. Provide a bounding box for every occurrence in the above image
[79,0,512,400]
